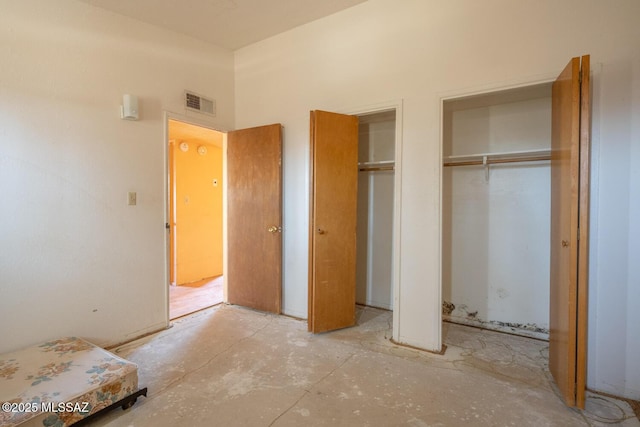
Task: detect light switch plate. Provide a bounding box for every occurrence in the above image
[128,192,137,206]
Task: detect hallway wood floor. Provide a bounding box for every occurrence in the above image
[169,275,223,320]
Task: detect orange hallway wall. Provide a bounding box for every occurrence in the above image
[173,141,223,284]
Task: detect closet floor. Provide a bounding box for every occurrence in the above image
[95,305,638,426]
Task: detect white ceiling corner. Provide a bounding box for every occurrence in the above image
[78,0,368,50]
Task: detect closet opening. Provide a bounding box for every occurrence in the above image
[356,110,396,312]
[441,82,553,340]
[308,105,401,335]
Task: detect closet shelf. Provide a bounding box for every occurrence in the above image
[443,149,551,167]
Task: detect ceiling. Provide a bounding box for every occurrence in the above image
[169,119,224,148]
[78,0,367,50]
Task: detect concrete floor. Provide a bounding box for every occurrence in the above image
[93,305,639,426]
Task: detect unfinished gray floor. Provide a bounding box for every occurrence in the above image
[93,305,639,426]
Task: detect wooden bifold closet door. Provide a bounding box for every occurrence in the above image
[549,54,590,409]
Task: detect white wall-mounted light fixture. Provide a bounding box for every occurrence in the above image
[120,94,139,120]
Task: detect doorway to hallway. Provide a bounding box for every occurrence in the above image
[168,118,224,319]
[165,116,284,320]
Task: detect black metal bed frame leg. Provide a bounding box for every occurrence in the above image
[73,387,148,426]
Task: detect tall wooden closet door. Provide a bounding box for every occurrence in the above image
[227,124,283,314]
[549,55,590,408]
[308,110,359,333]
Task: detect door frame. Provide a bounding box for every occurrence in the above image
[341,100,404,340]
[163,111,229,322]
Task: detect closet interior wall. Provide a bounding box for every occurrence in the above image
[356,111,396,310]
[442,84,552,338]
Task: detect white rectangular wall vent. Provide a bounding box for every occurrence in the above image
[185,91,216,116]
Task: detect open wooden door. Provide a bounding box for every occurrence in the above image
[227,124,282,313]
[308,110,359,333]
[549,55,590,408]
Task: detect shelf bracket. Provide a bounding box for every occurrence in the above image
[483,155,489,181]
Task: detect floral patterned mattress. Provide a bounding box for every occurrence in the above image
[0,337,139,427]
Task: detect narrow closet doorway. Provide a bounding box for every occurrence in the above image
[441,83,552,339]
[356,110,396,312]
[168,119,224,319]
[308,107,399,334]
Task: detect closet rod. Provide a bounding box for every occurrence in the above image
[358,160,395,172]
[445,148,550,160]
[359,166,395,172]
[443,154,550,167]
[358,160,395,166]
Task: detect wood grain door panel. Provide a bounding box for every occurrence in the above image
[309,110,359,333]
[549,55,590,409]
[227,124,282,313]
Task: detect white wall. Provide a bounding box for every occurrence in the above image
[443,97,551,336]
[590,56,640,399]
[234,0,640,399]
[0,0,234,352]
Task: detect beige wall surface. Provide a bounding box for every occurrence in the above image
[173,141,223,284]
[0,0,234,351]
[234,0,640,399]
